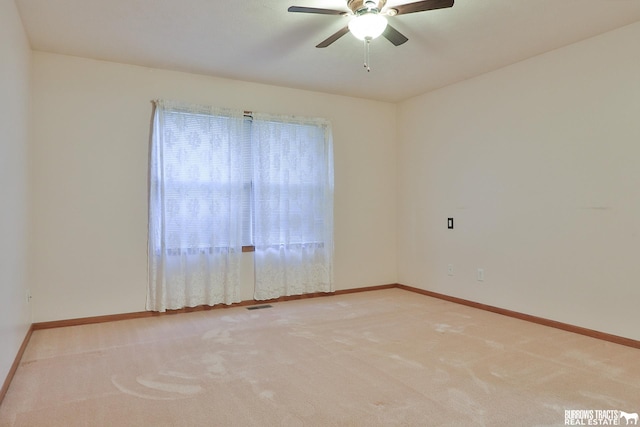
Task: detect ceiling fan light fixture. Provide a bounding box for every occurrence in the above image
[348,13,388,40]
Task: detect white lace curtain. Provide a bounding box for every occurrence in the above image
[147,100,245,312]
[148,101,334,310]
[251,113,334,300]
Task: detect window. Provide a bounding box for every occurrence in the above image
[150,106,332,250]
[149,106,249,253]
[250,116,333,248]
[161,109,254,248]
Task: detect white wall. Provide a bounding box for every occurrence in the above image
[397,22,640,340]
[30,53,398,322]
[0,0,32,385]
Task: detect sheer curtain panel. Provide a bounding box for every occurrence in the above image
[147,100,245,312]
[251,114,334,300]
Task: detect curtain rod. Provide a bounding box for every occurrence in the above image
[151,100,253,115]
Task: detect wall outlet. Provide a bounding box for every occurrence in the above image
[477,268,485,282]
[26,289,32,304]
[447,264,454,276]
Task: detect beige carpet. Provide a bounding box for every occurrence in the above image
[1,288,638,426]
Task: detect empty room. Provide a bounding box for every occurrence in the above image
[1,0,639,425]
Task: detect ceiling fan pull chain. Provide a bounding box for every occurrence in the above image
[364,37,372,72]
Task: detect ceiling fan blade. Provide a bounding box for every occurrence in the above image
[288,6,347,15]
[382,24,409,46]
[390,0,454,16]
[316,26,350,48]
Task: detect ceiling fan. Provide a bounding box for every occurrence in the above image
[288,0,454,48]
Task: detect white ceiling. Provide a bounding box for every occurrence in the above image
[15,0,640,102]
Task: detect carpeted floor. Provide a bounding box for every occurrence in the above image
[0,288,638,426]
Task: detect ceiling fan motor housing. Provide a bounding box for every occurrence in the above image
[347,0,387,14]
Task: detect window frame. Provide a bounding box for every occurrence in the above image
[152,107,331,253]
